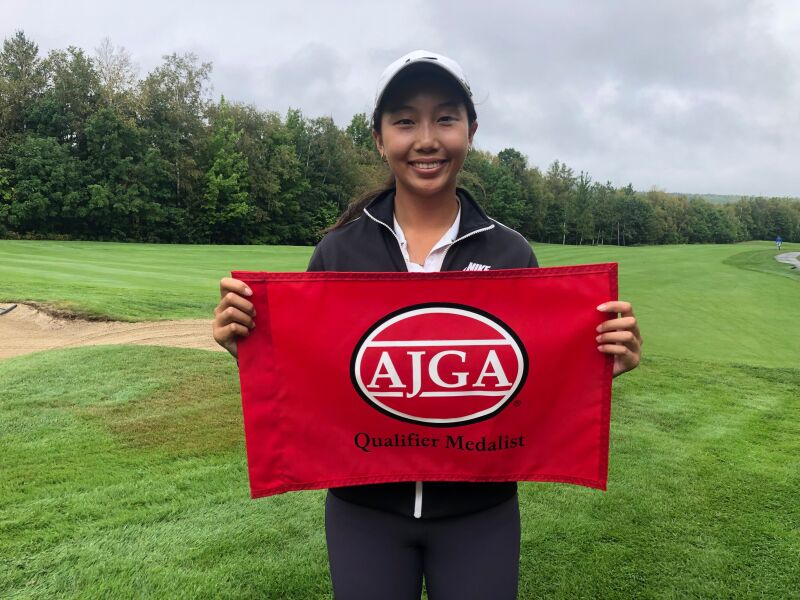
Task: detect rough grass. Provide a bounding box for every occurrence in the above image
[1,346,797,598]
[723,247,800,280]
[0,346,329,599]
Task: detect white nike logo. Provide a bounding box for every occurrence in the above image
[464,262,491,271]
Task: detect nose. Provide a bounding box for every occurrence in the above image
[413,121,440,153]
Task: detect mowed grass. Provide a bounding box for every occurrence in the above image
[532,240,800,369]
[1,238,798,366]
[1,239,799,598]
[0,240,312,320]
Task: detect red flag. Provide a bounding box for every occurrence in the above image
[234,264,616,498]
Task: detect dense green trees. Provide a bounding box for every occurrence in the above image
[1,31,798,245]
[0,31,46,135]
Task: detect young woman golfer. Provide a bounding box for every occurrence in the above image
[213,50,643,600]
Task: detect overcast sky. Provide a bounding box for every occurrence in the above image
[4,0,799,197]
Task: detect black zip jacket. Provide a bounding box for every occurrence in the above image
[307,187,538,519]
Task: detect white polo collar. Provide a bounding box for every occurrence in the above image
[392,200,461,270]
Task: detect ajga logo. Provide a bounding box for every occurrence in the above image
[350,303,528,426]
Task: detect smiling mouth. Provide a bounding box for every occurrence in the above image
[409,160,448,170]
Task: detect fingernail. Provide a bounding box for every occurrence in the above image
[244,287,252,296]
[596,304,607,311]
[595,335,601,343]
[596,325,603,332]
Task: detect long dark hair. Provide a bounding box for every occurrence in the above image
[326,64,477,232]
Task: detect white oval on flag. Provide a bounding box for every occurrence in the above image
[350,303,528,426]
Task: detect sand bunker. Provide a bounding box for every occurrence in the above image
[774,252,800,268]
[0,303,225,360]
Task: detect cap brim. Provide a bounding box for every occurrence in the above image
[373,58,472,125]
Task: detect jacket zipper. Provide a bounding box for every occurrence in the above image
[440,224,495,268]
[414,481,423,518]
[362,209,408,271]
[363,207,494,520]
[362,208,401,242]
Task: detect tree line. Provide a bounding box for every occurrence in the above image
[1,31,798,245]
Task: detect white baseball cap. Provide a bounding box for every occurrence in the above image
[372,50,473,124]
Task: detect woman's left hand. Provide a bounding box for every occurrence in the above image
[595,300,643,377]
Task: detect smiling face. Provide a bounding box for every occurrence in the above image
[373,72,477,200]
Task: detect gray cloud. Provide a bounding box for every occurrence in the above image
[427,0,800,195]
[4,0,799,196]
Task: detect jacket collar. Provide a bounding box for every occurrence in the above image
[362,187,495,241]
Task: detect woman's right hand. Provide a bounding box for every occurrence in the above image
[212,277,256,359]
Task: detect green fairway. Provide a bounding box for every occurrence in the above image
[1,239,797,366]
[0,240,313,320]
[535,241,800,369]
[1,239,799,598]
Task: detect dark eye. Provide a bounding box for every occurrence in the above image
[439,115,458,123]
[394,118,413,125]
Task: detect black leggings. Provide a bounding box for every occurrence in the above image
[325,491,520,600]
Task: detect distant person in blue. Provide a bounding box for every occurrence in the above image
[776,236,782,251]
